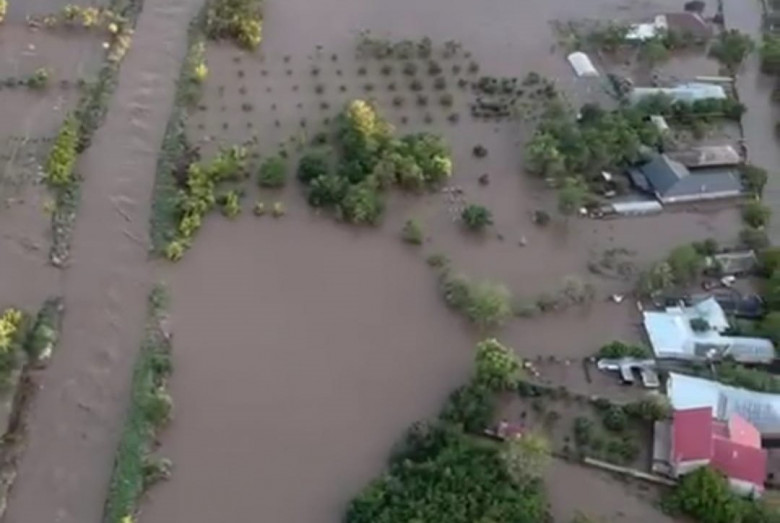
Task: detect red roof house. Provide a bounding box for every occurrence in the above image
[671,407,767,497]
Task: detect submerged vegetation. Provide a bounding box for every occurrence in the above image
[205,0,263,49]
[103,285,173,523]
[300,99,453,225]
[347,339,549,523]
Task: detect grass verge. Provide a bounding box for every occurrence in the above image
[102,285,173,523]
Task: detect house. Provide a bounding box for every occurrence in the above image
[664,406,767,497]
[642,297,774,363]
[667,145,742,169]
[712,293,765,320]
[629,82,727,104]
[667,372,780,438]
[628,154,743,204]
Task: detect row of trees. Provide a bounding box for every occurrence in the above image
[299,99,453,225]
[346,339,552,523]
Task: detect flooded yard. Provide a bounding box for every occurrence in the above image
[137,0,740,522]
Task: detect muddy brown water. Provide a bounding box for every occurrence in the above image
[140,1,738,523]
[3,0,201,521]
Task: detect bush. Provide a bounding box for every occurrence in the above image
[740,164,768,197]
[27,68,50,89]
[667,244,704,285]
[308,174,348,207]
[257,155,287,188]
[205,0,263,49]
[709,30,754,72]
[597,341,650,359]
[338,179,384,225]
[602,406,628,432]
[461,204,493,231]
[761,33,780,74]
[297,148,331,184]
[401,218,423,245]
[573,417,593,446]
[474,338,520,390]
[440,272,513,329]
[473,144,488,158]
[740,227,769,250]
[742,201,771,228]
[45,115,80,187]
[439,381,496,432]
[0,0,6,24]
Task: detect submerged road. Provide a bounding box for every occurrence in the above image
[4,0,201,521]
[723,0,780,243]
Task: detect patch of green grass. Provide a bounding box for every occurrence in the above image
[102,285,173,523]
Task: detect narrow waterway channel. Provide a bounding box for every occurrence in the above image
[4,0,201,521]
[723,0,780,242]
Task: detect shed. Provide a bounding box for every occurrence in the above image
[609,199,663,216]
[567,52,599,78]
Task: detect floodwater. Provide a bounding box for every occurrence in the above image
[4,0,201,522]
[140,0,738,523]
[722,0,780,242]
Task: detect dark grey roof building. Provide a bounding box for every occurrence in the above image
[629,154,743,204]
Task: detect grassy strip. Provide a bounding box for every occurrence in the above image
[150,10,206,254]
[102,285,173,523]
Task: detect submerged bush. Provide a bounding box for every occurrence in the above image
[461,204,493,231]
[257,155,287,188]
[45,115,80,187]
[440,271,513,329]
[297,148,332,184]
[401,218,424,245]
[0,0,6,24]
[205,0,263,49]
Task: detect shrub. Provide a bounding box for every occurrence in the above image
[439,93,454,107]
[308,174,348,207]
[742,200,771,228]
[433,77,447,90]
[219,190,241,218]
[740,164,768,197]
[45,115,80,187]
[573,417,593,446]
[205,0,264,50]
[473,144,488,158]
[597,341,650,359]
[410,79,423,91]
[338,180,384,225]
[709,29,754,72]
[271,201,285,217]
[0,0,6,24]
[257,155,287,188]
[416,94,429,106]
[440,272,512,329]
[602,406,628,432]
[475,338,520,389]
[740,227,769,250]
[461,204,493,231]
[401,218,423,245]
[439,381,496,432]
[297,148,331,184]
[27,68,50,89]
[402,62,417,76]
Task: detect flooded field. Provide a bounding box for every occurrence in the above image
[138,0,741,522]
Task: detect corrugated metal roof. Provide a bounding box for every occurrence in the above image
[669,373,780,435]
[630,83,727,104]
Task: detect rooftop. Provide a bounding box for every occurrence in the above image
[630,155,742,204]
[667,145,742,169]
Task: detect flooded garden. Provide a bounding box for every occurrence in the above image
[0,0,776,521]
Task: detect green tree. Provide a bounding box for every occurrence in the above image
[742,201,771,228]
[297,148,331,184]
[640,38,669,65]
[664,467,743,523]
[760,248,780,277]
[525,131,565,178]
[637,261,674,296]
[741,164,768,197]
[740,227,769,250]
[439,381,496,432]
[558,177,588,217]
[257,155,287,188]
[461,204,494,231]
[501,431,550,486]
[667,244,703,285]
[760,33,780,74]
[308,174,348,207]
[466,282,513,330]
[760,311,780,347]
[339,178,384,225]
[710,29,754,73]
[475,338,520,390]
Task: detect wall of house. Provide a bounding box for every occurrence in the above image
[674,458,710,477]
[662,189,743,205]
[729,478,763,498]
